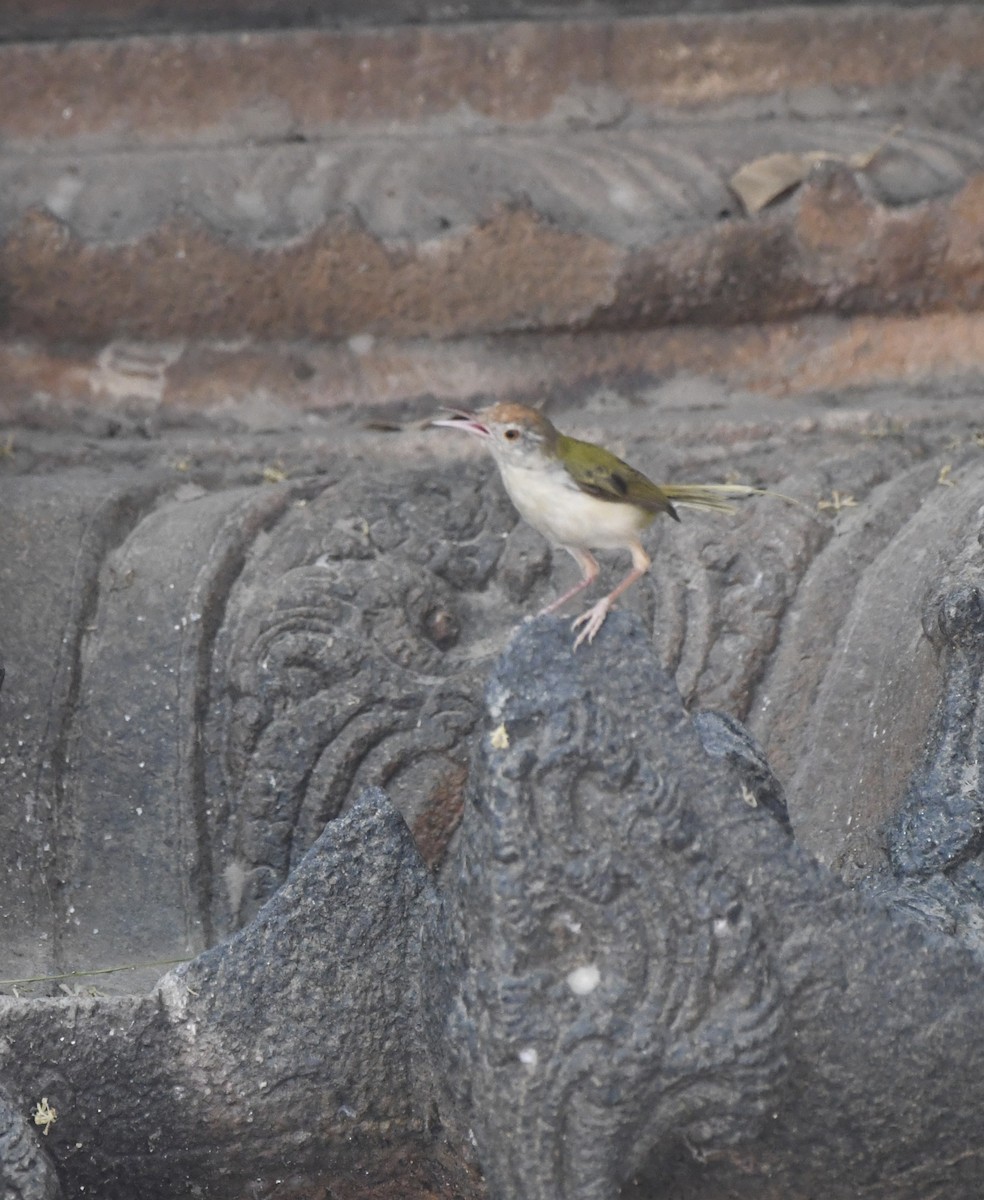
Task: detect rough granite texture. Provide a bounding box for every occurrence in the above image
[1,8,983,352]
[3,3,984,1196]
[6,614,984,1197]
[435,614,984,1199]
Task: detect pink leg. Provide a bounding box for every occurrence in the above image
[571,540,651,650]
[539,547,599,616]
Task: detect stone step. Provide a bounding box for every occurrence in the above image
[1,5,982,418]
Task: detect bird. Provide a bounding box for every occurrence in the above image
[432,401,764,649]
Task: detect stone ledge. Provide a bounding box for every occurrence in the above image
[2,311,984,425]
[2,7,982,347]
[1,0,970,43]
[2,163,983,341]
[2,7,983,147]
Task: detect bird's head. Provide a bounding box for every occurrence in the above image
[431,402,558,467]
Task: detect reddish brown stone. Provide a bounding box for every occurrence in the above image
[943,173,984,307]
[3,309,984,427]
[0,207,622,340]
[411,763,468,872]
[2,8,984,148]
[611,7,984,108]
[4,168,984,345]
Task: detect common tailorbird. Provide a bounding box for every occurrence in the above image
[433,401,765,649]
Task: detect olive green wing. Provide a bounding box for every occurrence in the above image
[557,434,680,520]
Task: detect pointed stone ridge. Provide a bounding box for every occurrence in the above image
[0,791,462,1199]
[436,612,790,1199]
[6,611,984,1197]
[432,611,984,1199]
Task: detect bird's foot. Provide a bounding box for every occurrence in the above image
[571,598,612,650]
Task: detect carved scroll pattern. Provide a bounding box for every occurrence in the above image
[445,620,788,1200]
[204,463,533,930]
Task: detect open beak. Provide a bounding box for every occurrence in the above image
[429,408,491,439]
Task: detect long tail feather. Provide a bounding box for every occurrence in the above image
[660,483,752,514]
[661,482,809,515]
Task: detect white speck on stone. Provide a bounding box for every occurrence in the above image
[566,964,601,995]
[348,334,375,356]
[518,1046,538,1069]
[45,172,84,219]
[608,183,643,212]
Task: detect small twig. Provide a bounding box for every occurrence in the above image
[0,957,193,988]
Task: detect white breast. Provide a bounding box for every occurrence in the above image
[497,460,651,551]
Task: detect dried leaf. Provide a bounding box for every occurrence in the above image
[730,126,902,215]
[490,723,510,750]
[261,463,287,484]
[817,490,858,513]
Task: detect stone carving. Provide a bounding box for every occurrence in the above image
[4,1,984,356]
[201,461,518,929]
[6,611,984,1198]
[433,613,984,1199]
[750,451,984,878]
[0,790,468,1198]
[0,453,527,981]
[693,709,790,831]
[433,615,789,1200]
[2,393,984,1200]
[2,407,983,985]
[867,539,984,951]
[3,2,984,1192]
[891,579,984,881]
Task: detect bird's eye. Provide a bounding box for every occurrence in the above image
[504,428,520,441]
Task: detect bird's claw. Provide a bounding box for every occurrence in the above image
[571,599,612,650]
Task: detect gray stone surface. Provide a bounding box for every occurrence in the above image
[0,790,457,1198]
[434,614,790,1199]
[4,124,978,249]
[0,1087,59,1200]
[1,607,983,1198]
[2,7,983,348]
[862,556,984,954]
[752,454,984,880]
[1,0,971,42]
[433,612,984,1199]
[892,580,984,880]
[2,2,984,1194]
[5,578,984,1196]
[3,391,984,995]
[694,709,790,830]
